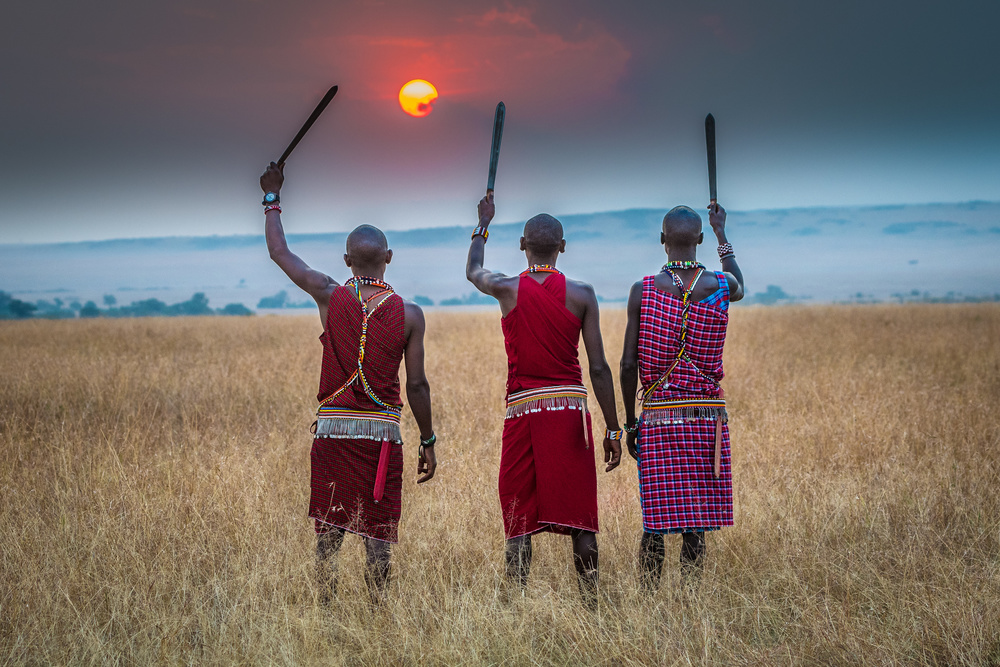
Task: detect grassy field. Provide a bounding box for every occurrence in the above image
[2,305,999,665]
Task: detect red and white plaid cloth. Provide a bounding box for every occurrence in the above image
[637,274,733,533]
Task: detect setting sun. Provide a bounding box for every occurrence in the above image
[398,79,438,117]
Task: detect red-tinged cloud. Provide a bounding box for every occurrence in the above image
[313,5,630,118]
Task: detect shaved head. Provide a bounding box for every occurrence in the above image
[345,224,390,271]
[662,206,703,246]
[522,214,564,253]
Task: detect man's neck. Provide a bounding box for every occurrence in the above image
[525,253,559,268]
[352,268,386,281]
[665,247,698,263]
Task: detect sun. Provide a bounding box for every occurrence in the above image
[398,79,438,117]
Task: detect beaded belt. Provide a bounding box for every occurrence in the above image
[641,397,727,425]
[641,397,727,480]
[313,405,403,443]
[505,384,591,448]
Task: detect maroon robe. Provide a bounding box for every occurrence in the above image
[309,284,406,543]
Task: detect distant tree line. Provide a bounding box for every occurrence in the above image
[0,291,253,320]
[256,290,312,309]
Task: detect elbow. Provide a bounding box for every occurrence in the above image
[588,361,610,382]
[406,378,430,395]
[268,246,286,263]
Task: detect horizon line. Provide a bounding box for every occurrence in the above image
[2,199,997,248]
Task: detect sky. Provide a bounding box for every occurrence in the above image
[2,0,999,244]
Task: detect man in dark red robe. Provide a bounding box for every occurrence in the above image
[260,162,437,604]
[620,203,745,588]
[466,192,622,603]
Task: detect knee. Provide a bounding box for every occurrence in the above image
[571,529,598,552]
[317,528,346,560]
[365,538,392,565]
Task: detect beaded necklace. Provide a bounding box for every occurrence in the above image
[662,261,705,272]
[522,264,561,275]
[318,276,400,412]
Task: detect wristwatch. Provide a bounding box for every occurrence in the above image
[262,192,280,206]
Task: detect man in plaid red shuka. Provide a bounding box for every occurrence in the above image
[467,192,623,606]
[260,163,438,605]
[620,203,746,588]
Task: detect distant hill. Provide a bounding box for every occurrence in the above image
[2,201,999,312]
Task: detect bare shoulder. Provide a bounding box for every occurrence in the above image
[565,276,597,300]
[402,298,425,324]
[489,272,520,293]
[564,277,598,320]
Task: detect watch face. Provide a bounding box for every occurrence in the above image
[264,192,277,203]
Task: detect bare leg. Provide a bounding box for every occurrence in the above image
[316,527,346,604]
[640,531,665,591]
[680,531,706,585]
[571,529,599,608]
[364,537,392,606]
[504,534,533,591]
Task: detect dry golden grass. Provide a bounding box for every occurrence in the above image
[2,305,999,665]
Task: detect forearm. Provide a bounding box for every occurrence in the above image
[589,364,620,430]
[265,209,291,259]
[620,359,638,424]
[466,237,486,282]
[715,230,744,291]
[405,380,434,440]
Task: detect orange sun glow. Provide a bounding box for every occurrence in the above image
[398,79,438,117]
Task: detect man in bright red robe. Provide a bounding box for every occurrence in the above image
[466,193,622,603]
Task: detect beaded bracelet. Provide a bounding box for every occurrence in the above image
[264,204,282,214]
[717,243,734,259]
[605,429,624,441]
[471,226,489,241]
[624,419,640,435]
[420,433,437,448]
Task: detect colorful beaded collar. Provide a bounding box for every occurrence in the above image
[522,264,561,275]
[662,261,705,272]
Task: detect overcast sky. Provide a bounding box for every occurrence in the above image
[2,0,999,243]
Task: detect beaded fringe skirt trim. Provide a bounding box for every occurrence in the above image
[505,384,590,448]
[505,385,589,420]
[313,406,402,443]
[641,397,728,426]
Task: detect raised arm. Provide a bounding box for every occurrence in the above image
[403,301,436,484]
[577,285,622,472]
[260,163,338,316]
[620,280,642,461]
[465,193,517,314]
[708,202,745,301]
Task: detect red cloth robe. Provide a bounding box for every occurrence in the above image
[499,272,598,538]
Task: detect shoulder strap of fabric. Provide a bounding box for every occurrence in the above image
[716,271,730,301]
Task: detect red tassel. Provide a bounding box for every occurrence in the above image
[373,439,390,503]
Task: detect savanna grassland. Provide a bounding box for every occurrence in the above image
[2,305,999,665]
